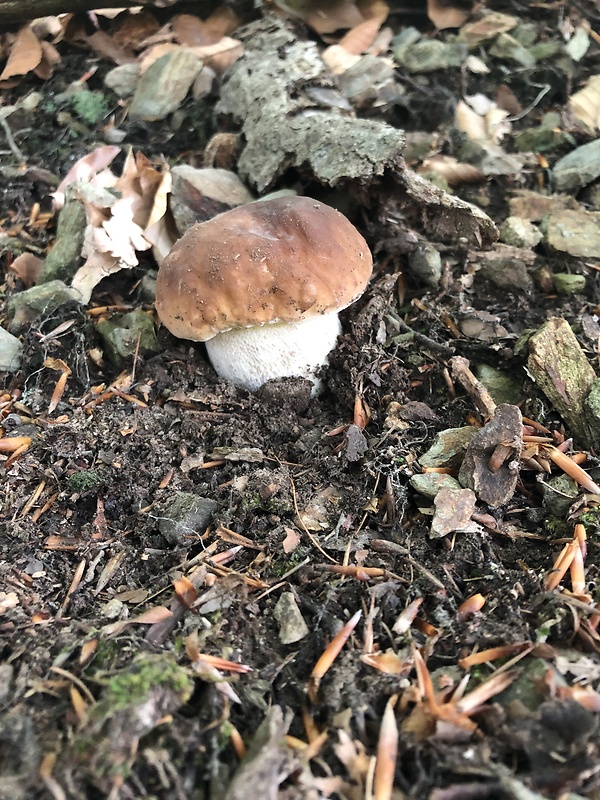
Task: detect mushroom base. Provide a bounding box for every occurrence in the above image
[205,313,343,392]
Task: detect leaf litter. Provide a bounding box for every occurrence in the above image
[2,1,600,798]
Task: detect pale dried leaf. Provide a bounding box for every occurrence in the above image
[337,14,385,56]
[53,145,121,208]
[0,26,42,80]
[569,74,600,133]
[420,155,485,186]
[0,591,19,614]
[321,44,362,74]
[282,526,301,554]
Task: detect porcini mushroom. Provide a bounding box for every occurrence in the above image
[155,195,373,391]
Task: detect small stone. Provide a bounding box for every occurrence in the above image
[273,592,309,644]
[393,33,467,72]
[407,241,442,287]
[0,327,22,372]
[474,244,535,292]
[96,310,159,365]
[129,50,203,121]
[192,65,217,99]
[508,190,578,222]
[410,473,462,500]
[544,208,600,260]
[540,474,579,517]
[489,33,536,68]
[37,191,87,283]
[528,317,597,447]
[499,216,542,248]
[337,55,396,108]
[100,598,124,619]
[159,492,218,545]
[104,63,141,98]
[7,280,81,333]
[584,379,600,449]
[553,273,586,295]
[474,364,523,406]
[553,138,600,192]
[419,427,477,469]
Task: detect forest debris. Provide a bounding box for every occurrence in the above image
[458,404,522,508]
[430,486,479,538]
[273,592,310,644]
[527,318,596,447]
[411,473,462,500]
[223,707,296,800]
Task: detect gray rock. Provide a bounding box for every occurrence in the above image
[499,216,542,248]
[273,592,309,644]
[544,208,600,260]
[410,472,462,500]
[553,273,586,295]
[104,63,141,98]
[489,33,536,67]
[407,241,442,287]
[37,191,86,283]
[338,54,397,107]
[419,426,478,469]
[553,138,600,192]
[0,327,22,372]
[7,280,81,333]
[476,244,535,292]
[474,364,523,406]
[584,378,600,449]
[394,37,467,72]
[129,50,203,121]
[96,310,159,365]
[540,474,579,517]
[159,492,218,545]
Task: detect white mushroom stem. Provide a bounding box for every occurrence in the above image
[205,312,343,392]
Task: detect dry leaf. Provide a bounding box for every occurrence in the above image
[420,155,485,185]
[8,252,43,286]
[282,526,301,553]
[569,74,600,133]
[0,26,42,80]
[427,0,470,30]
[53,145,121,208]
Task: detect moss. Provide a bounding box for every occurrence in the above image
[70,90,110,125]
[67,469,104,492]
[101,655,192,710]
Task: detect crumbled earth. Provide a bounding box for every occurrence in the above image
[2,2,600,799]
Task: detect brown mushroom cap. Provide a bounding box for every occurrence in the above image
[155,195,373,342]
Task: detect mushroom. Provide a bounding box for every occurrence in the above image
[154,195,373,391]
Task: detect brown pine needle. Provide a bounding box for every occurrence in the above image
[545,446,600,495]
[374,694,398,800]
[308,609,362,702]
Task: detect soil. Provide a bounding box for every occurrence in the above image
[2,2,600,800]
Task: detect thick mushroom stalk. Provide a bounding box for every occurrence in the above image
[155,196,372,391]
[205,313,342,392]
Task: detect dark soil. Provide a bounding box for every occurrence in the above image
[2,2,600,799]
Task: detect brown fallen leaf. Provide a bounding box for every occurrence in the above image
[0,26,42,81]
[427,0,471,30]
[569,74,600,133]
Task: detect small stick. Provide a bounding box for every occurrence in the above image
[450,356,496,418]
